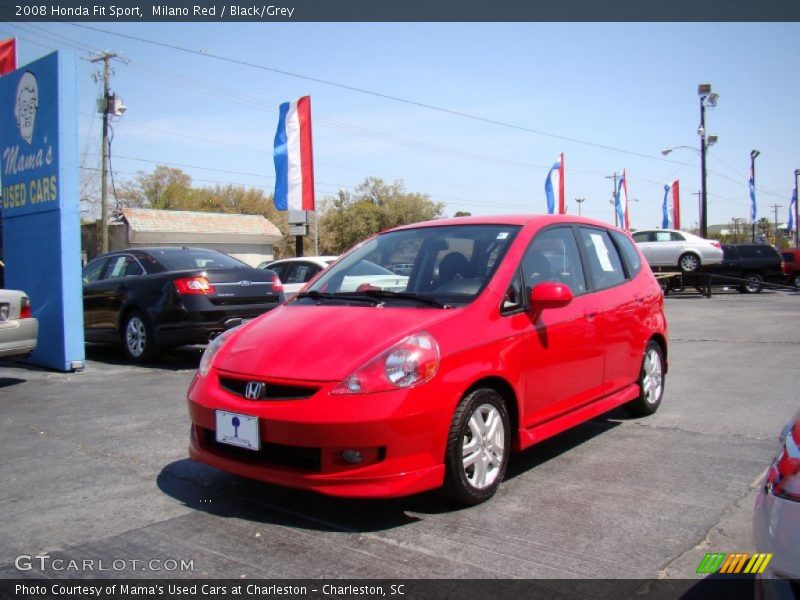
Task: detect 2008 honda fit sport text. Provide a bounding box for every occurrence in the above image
[187,215,668,505]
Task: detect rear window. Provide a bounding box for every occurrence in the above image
[149,249,246,271]
[609,230,642,277]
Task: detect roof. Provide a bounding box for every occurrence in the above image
[120,208,282,237]
[393,214,618,230]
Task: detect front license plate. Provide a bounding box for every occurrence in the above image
[215,410,260,451]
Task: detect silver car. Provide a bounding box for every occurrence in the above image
[0,289,38,361]
[632,229,724,272]
[752,408,800,596]
[259,256,338,300]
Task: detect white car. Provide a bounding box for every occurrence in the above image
[632,229,723,272]
[0,289,38,361]
[752,408,800,595]
[259,256,338,300]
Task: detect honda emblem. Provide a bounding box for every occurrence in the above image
[244,381,265,400]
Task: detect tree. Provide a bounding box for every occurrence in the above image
[317,178,444,254]
[116,165,193,210]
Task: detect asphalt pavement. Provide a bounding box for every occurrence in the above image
[1,289,797,584]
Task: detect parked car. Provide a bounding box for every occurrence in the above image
[632,228,723,272]
[780,248,800,288]
[83,247,284,362]
[0,289,38,361]
[187,215,668,505]
[753,408,800,593]
[258,256,338,300]
[705,243,784,293]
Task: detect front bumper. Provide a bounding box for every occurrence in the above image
[187,369,450,498]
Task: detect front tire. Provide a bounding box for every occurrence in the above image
[739,273,764,294]
[443,388,510,506]
[121,310,160,363]
[623,341,665,417]
[793,274,800,289]
[678,253,700,273]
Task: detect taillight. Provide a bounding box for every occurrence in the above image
[271,278,284,293]
[767,421,800,502]
[710,241,721,249]
[20,296,31,319]
[174,277,215,295]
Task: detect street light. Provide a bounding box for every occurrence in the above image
[575,197,585,216]
[750,149,760,243]
[697,83,719,239]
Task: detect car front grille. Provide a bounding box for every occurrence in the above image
[202,428,321,472]
[219,377,319,401]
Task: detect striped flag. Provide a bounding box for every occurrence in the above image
[788,184,797,234]
[749,167,757,222]
[273,96,315,212]
[615,169,629,229]
[544,153,565,214]
[0,38,15,75]
[662,180,681,229]
[662,185,671,229]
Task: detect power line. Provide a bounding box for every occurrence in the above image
[65,22,671,162]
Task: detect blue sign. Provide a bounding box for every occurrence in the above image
[0,51,84,371]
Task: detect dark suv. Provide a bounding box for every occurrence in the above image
[706,243,784,293]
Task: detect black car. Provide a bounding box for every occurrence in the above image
[82,247,284,362]
[705,243,784,293]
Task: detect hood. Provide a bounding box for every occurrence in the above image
[214,304,461,381]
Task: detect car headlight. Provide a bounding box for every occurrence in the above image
[198,326,241,377]
[331,332,440,395]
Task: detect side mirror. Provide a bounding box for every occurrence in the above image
[529,282,573,312]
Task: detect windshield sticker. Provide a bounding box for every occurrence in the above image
[497,232,509,240]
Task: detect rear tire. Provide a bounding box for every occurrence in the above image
[792,273,800,289]
[121,309,160,363]
[678,253,700,273]
[739,273,764,294]
[623,340,665,417]
[443,388,510,506]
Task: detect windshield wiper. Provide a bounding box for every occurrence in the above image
[295,290,381,305]
[350,289,451,308]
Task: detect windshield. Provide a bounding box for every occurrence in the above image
[303,224,520,307]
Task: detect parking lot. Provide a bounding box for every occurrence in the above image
[1,290,797,583]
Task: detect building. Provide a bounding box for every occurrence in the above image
[82,208,283,267]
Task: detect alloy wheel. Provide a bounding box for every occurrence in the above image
[641,347,663,405]
[125,316,147,357]
[461,403,506,490]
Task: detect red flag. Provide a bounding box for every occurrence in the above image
[671,180,681,230]
[0,38,16,75]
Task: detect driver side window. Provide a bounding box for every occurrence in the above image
[521,227,586,296]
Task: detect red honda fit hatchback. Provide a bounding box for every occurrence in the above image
[187,215,667,505]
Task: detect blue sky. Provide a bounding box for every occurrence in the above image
[3,22,799,229]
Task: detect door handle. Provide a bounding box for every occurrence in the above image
[583,310,597,321]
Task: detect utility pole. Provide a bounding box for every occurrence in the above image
[771,204,780,244]
[605,172,619,227]
[575,197,585,216]
[88,51,124,254]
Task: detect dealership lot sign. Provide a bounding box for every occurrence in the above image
[0,51,84,371]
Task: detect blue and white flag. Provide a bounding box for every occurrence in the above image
[788,185,797,234]
[615,169,629,229]
[749,167,757,222]
[662,184,671,229]
[544,153,564,214]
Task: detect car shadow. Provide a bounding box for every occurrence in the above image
[0,376,26,389]
[157,413,628,532]
[85,343,204,371]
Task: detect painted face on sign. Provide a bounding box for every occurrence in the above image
[14,71,38,145]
